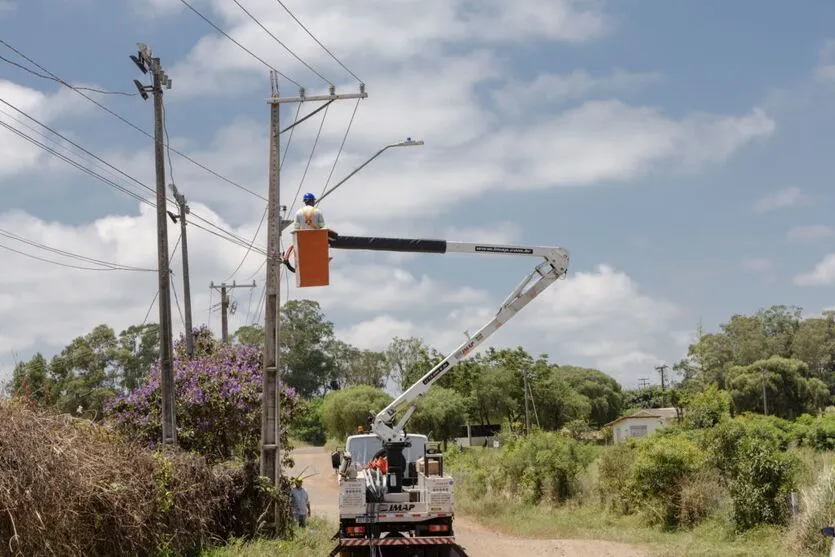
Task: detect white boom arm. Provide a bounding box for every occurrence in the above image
[368,241,570,444]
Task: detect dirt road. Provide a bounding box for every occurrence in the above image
[289,446,650,557]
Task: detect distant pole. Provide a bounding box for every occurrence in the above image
[131,43,176,445]
[221,284,229,342]
[169,184,194,359]
[638,378,650,389]
[522,370,531,435]
[655,364,669,392]
[210,281,256,344]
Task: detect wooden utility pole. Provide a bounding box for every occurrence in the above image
[168,184,194,359]
[261,73,367,534]
[210,281,256,343]
[655,364,669,392]
[131,43,176,445]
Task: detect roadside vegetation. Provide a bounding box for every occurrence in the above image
[7,301,835,555]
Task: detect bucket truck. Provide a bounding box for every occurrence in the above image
[315,234,570,557]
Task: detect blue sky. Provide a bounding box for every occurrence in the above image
[1,0,835,388]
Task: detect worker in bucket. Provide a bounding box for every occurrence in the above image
[290,477,311,527]
[294,192,338,241]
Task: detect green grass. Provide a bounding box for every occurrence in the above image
[202,518,337,557]
[455,495,801,557]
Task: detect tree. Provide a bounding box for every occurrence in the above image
[321,385,393,440]
[410,387,468,450]
[683,385,731,429]
[557,365,624,427]
[232,323,264,346]
[726,357,830,419]
[791,316,835,377]
[328,340,389,389]
[386,337,443,389]
[114,323,159,392]
[280,300,337,397]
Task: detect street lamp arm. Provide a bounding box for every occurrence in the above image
[316,139,424,205]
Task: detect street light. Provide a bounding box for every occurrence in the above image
[316,138,424,205]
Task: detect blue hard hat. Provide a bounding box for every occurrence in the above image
[303,192,316,202]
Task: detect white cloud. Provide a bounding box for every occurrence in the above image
[795,255,835,287]
[0,200,677,387]
[788,224,835,240]
[492,69,663,115]
[794,254,835,286]
[146,0,611,98]
[752,186,806,213]
[739,258,772,272]
[327,263,681,387]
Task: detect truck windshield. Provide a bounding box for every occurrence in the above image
[347,435,428,466]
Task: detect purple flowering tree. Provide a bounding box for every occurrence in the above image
[105,326,300,465]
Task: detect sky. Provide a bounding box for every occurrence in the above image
[1,0,835,389]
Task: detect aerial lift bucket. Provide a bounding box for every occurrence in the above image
[290,228,330,287]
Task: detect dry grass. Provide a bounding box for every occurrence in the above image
[0,399,278,557]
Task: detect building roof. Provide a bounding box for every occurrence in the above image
[605,407,680,427]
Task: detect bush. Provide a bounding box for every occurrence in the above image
[493,430,596,505]
[730,440,797,532]
[683,385,730,429]
[0,399,282,557]
[106,329,301,465]
[597,443,634,513]
[628,435,707,528]
[290,397,327,446]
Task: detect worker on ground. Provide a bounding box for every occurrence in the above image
[290,477,311,528]
[294,192,338,241]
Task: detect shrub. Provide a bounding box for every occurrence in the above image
[0,399,282,557]
[628,435,707,528]
[677,468,727,527]
[290,397,327,446]
[730,440,798,531]
[493,430,596,504]
[597,442,634,513]
[683,385,730,429]
[106,329,301,465]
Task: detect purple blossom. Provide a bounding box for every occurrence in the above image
[104,326,300,463]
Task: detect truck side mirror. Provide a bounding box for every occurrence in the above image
[331,450,341,469]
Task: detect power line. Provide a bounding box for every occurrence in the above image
[0,54,138,96]
[320,96,361,198]
[177,0,302,88]
[141,233,182,326]
[0,119,155,207]
[0,39,268,202]
[272,0,363,83]
[0,101,266,254]
[224,102,303,282]
[232,0,331,85]
[292,101,329,213]
[171,274,185,329]
[0,227,155,271]
[0,241,153,272]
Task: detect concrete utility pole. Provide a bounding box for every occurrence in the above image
[210,281,256,343]
[261,73,367,534]
[131,43,176,445]
[168,184,194,359]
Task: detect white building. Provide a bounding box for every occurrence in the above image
[607,407,680,444]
